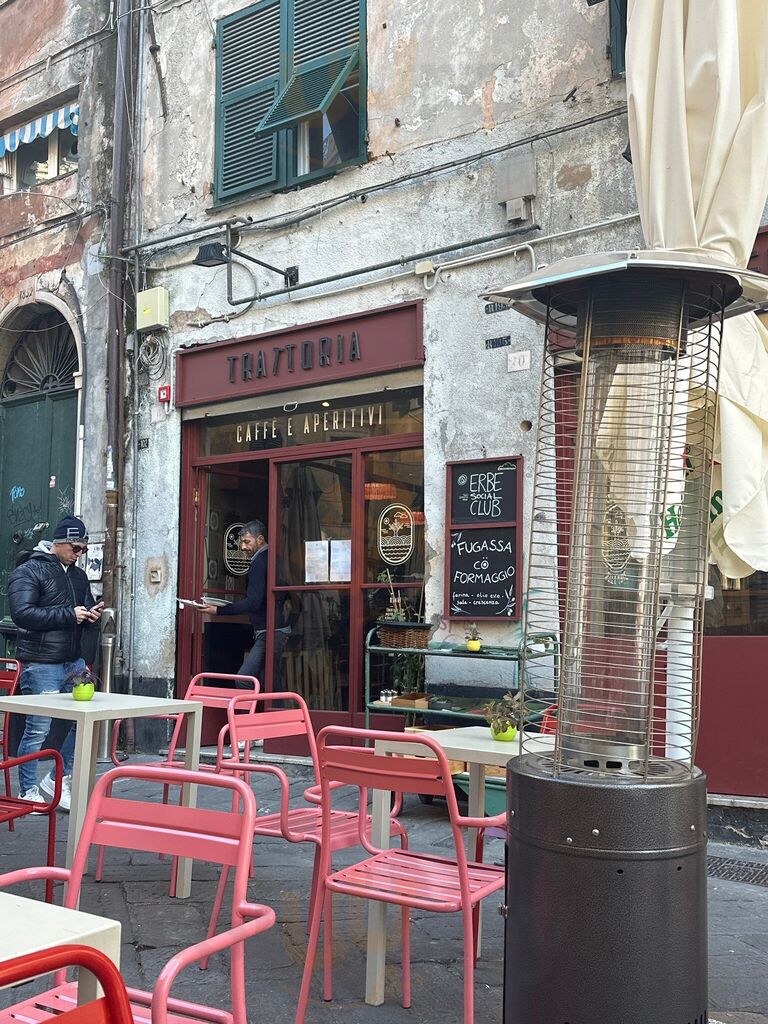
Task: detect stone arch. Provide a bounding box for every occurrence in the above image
[0,291,84,392]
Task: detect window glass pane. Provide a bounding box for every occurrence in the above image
[277,457,352,587]
[57,129,78,175]
[365,587,425,702]
[704,567,768,636]
[16,136,50,186]
[364,448,424,585]
[272,589,350,710]
[296,74,360,175]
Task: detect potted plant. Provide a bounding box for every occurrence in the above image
[484,690,519,742]
[376,570,431,649]
[67,666,99,702]
[464,623,482,652]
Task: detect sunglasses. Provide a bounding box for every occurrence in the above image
[69,543,88,554]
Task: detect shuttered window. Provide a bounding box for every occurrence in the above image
[215,0,366,202]
[609,0,627,77]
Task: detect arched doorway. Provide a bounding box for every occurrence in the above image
[0,306,79,647]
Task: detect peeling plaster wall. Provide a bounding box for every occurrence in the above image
[0,0,116,561]
[127,0,640,699]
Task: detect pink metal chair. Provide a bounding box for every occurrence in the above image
[0,764,276,1024]
[0,657,21,802]
[204,692,407,955]
[0,749,62,901]
[96,672,259,886]
[294,726,507,1024]
[0,945,134,1024]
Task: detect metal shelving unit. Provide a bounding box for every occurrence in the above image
[364,627,558,729]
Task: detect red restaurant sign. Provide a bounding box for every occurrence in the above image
[175,301,424,407]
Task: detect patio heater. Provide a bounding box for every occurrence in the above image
[482,251,768,1024]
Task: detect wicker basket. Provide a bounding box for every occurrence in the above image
[377,620,432,649]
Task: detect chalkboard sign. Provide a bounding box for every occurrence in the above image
[448,528,518,618]
[445,457,522,621]
[450,459,518,525]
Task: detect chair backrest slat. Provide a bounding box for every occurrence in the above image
[322,747,448,797]
[231,707,308,744]
[91,819,242,867]
[97,795,245,840]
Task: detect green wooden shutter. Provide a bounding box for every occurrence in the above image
[216,0,282,200]
[256,0,363,137]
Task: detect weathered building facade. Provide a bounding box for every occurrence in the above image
[123,0,638,734]
[0,0,117,626]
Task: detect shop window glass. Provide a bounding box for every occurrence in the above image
[704,567,768,636]
[364,448,425,587]
[272,589,350,710]
[276,456,352,588]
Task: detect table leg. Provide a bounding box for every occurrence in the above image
[76,922,122,1005]
[66,719,97,881]
[365,785,390,1006]
[467,763,486,956]
[176,705,202,899]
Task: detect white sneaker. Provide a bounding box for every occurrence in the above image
[18,786,46,812]
[39,771,71,813]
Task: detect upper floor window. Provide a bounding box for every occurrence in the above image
[215,0,366,203]
[0,102,79,194]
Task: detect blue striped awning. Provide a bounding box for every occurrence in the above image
[0,102,79,160]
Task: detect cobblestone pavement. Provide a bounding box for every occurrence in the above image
[0,760,766,1022]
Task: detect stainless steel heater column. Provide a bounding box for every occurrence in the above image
[481,252,768,1024]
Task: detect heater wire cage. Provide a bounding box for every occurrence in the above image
[521,274,726,779]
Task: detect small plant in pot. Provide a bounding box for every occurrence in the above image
[376,570,431,648]
[67,667,100,702]
[464,623,482,652]
[484,690,519,742]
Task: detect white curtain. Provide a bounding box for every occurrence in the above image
[626,0,768,576]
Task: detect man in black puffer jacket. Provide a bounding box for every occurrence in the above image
[8,515,103,808]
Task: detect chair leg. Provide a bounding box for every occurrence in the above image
[401,905,411,1008]
[200,865,230,971]
[295,879,325,1024]
[307,847,321,933]
[472,905,480,966]
[44,809,57,904]
[462,905,476,1024]
[323,890,333,1002]
[159,783,170,861]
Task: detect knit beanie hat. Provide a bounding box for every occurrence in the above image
[52,515,88,543]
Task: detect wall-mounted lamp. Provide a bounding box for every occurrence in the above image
[193,241,299,288]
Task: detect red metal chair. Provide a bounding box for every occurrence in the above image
[540,702,558,734]
[204,693,407,956]
[294,727,507,1024]
[0,945,133,1024]
[96,672,259,885]
[0,657,21,801]
[0,764,276,1024]
[0,749,62,901]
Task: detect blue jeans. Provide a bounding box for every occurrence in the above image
[17,659,83,793]
[237,631,266,686]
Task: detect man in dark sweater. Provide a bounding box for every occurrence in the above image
[202,519,269,685]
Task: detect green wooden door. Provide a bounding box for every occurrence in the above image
[0,393,77,631]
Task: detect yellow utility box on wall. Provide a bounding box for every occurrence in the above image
[136,287,170,332]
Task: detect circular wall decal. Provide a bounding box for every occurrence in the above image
[378,503,414,565]
[224,522,250,575]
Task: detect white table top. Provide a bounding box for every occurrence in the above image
[374,725,555,767]
[0,692,200,722]
[0,891,121,966]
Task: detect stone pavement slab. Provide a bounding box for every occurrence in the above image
[0,759,765,1022]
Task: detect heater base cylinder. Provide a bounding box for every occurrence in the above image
[504,754,708,1024]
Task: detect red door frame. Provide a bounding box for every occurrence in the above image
[177,419,424,731]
